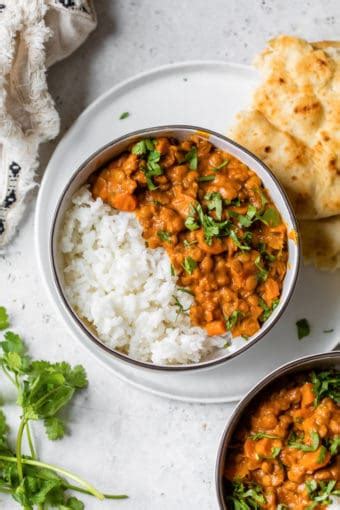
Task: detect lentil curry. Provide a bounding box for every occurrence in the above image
[224,370,340,509]
[91,135,288,339]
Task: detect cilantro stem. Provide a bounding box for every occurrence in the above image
[64,483,128,499]
[1,364,17,386]
[16,417,26,481]
[0,454,107,500]
[25,422,37,459]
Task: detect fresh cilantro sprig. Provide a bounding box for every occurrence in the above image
[0,307,127,508]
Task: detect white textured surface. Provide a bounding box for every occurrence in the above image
[1,1,339,508]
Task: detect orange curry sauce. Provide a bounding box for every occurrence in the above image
[91,135,288,338]
[224,371,340,510]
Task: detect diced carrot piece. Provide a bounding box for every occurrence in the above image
[205,320,226,336]
[110,193,137,212]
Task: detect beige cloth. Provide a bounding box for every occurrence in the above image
[0,0,96,248]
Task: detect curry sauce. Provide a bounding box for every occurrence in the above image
[91,135,288,338]
[224,370,340,509]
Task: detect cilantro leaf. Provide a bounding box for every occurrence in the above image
[249,432,280,441]
[44,417,66,441]
[225,310,243,331]
[119,112,129,120]
[305,480,340,509]
[184,206,199,231]
[288,430,320,452]
[259,298,279,322]
[131,139,154,155]
[229,230,251,251]
[296,318,310,340]
[198,175,215,182]
[225,481,266,510]
[1,331,26,354]
[329,435,340,456]
[182,257,197,275]
[259,207,281,227]
[212,159,229,171]
[184,146,198,170]
[157,230,171,242]
[205,192,223,220]
[254,255,268,282]
[311,370,340,405]
[0,307,9,330]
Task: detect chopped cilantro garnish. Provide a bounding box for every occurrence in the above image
[258,242,276,262]
[328,435,340,456]
[196,203,230,245]
[305,479,340,509]
[131,138,154,155]
[212,159,229,171]
[236,204,257,228]
[296,318,310,340]
[184,207,200,231]
[182,256,197,275]
[119,111,129,120]
[205,192,223,220]
[310,370,340,405]
[157,230,171,242]
[225,481,266,510]
[225,310,243,331]
[259,298,279,322]
[172,295,190,316]
[259,207,281,227]
[229,230,251,251]
[288,430,320,452]
[177,287,194,296]
[249,432,280,440]
[184,146,198,170]
[317,445,328,464]
[198,175,215,182]
[254,255,268,282]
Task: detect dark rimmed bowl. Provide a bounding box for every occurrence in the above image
[215,351,340,508]
[50,125,300,372]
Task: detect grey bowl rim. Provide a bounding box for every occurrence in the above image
[215,350,340,509]
[50,124,301,373]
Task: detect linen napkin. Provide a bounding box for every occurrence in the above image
[0,0,96,248]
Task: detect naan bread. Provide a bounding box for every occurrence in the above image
[300,217,340,271]
[229,36,340,270]
[231,35,340,220]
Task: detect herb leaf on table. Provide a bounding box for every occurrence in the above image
[0,306,128,508]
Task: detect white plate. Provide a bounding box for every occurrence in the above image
[35,61,340,403]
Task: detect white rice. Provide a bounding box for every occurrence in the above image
[60,186,226,364]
